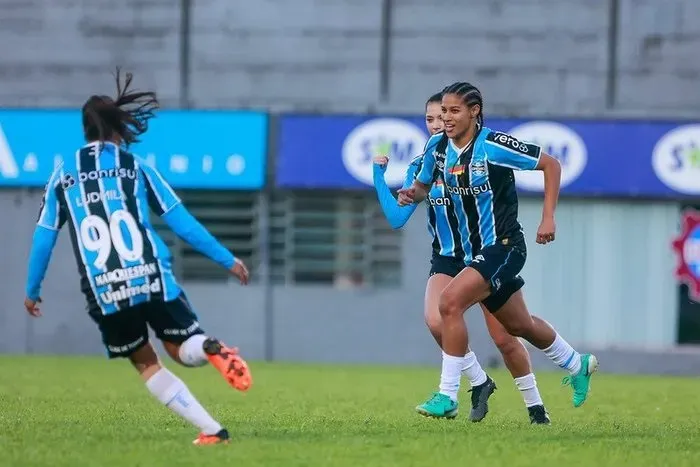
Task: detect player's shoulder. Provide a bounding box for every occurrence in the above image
[424,131,448,151]
[45,160,66,188]
[483,127,531,151]
[130,152,152,171]
[483,127,516,145]
[408,153,424,168]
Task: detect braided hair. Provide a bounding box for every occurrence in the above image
[441,82,484,128]
[82,67,159,148]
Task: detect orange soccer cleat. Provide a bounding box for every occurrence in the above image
[192,429,230,445]
[203,338,252,392]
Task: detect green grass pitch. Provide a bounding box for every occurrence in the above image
[1,355,699,466]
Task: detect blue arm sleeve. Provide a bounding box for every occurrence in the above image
[25,226,59,300]
[373,164,417,229]
[162,204,236,270]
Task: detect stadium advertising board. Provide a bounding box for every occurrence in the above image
[0,110,268,189]
[673,209,700,303]
[276,115,700,198]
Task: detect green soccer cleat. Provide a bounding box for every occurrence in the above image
[562,353,599,407]
[415,392,459,419]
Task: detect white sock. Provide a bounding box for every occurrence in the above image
[178,334,209,367]
[439,352,465,401]
[514,373,544,408]
[543,333,582,375]
[462,351,488,387]
[146,367,222,435]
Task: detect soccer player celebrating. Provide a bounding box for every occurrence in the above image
[373,93,550,424]
[24,69,251,445]
[397,82,598,419]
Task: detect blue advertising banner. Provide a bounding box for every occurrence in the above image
[0,110,267,189]
[276,115,700,198]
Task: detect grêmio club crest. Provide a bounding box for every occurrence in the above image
[672,209,700,303]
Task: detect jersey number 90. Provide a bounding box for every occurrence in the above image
[79,210,144,269]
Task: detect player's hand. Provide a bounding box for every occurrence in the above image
[397,187,416,206]
[373,155,389,172]
[24,297,42,317]
[229,258,249,285]
[536,217,556,244]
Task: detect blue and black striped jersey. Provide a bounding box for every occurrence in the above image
[36,141,183,315]
[416,127,542,261]
[400,145,463,259]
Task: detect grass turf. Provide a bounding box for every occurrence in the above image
[1,355,699,466]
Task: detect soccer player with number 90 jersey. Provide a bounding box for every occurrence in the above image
[23,69,250,445]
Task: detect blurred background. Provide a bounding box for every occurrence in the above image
[0,0,698,375]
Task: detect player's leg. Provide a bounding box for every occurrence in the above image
[149,292,252,392]
[416,257,496,420]
[492,291,598,408]
[431,266,491,421]
[480,278,550,424]
[427,258,492,388]
[416,270,491,420]
[423,272,446,348]
[129,342,230,445]
[93,307,229,444]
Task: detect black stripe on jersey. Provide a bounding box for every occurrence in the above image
[414,156,442,255]
[79,148,125,308]
[60,169,99,314]
[145,176,166,216]
[434,137,464,259]
[66,218,100,315]
[440,171,465,260]
[463,193,483,256]
[485,131,541,161]
[79,150,121,276]
[119,152,162,300]
[427,206,441,254]
[457,139,483,256]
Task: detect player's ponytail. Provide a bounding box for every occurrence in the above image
[81,67,159,147]
[442,82,484,128]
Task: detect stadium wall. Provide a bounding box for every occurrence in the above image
[0,190,688,374]
[1,0,700,117]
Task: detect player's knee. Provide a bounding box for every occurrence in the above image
[425,314,442,336]
[162,341,186,366]
[501,317,535,339]
[492,332,523,356]
[438,292,462,318]
[128,343,162,379]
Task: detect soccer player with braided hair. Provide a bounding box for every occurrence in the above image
[397,82,598,419]
[373,92,551,424]
[24,68,251,445]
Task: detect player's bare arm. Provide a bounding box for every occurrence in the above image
[534,153,561,245]
[397,180,430,206]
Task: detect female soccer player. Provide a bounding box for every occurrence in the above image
[23,69,251,445]
[373,93,550,424]
[397,82,598,418]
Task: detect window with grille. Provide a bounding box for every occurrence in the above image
[269,191,402,288]
[150,189,402,287]
[151,190,260,282]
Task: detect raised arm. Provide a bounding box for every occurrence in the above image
[139,160,237,271]
[397,133,444,206]
[373,156,419,229]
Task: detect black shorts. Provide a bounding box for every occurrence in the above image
[89,293,205,359]
[429,245,525,313]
